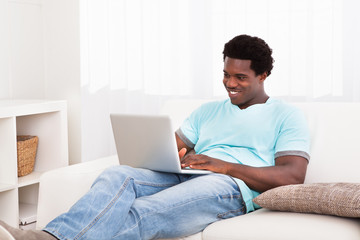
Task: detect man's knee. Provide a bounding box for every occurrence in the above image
[95,165,135,185]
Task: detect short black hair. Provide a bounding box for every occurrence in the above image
[223,34,274,76]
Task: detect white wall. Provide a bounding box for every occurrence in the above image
[0,0,81,164]
[0,0,10,98]
[343,0,360,102]
[0,0,45,99]
[42,0,81,164]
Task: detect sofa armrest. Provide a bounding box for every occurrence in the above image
[36,155,119,230]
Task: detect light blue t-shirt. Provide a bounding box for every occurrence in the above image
[176,98,310,213]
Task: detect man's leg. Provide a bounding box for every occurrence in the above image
[42,165,183,240]
[113,173,246,240]
[1,167,245,240]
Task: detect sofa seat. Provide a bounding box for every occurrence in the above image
[203,208,360,240]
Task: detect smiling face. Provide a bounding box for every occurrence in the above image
[223,57,268,109]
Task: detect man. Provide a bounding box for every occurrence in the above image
[0,34,310,240]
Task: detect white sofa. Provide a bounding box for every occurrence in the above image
[37,100,360,239]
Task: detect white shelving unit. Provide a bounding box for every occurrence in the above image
[0,100,68,228]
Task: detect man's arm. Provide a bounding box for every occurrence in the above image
[176,132,308,192]
[176,133,193,152]
[225,155,308,192]
[176,133,194,159]
[182,152,308,193]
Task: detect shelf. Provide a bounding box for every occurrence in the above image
[0,100,66,118]
[0,189,19,228]
[0,183,16,192]
[19,203,37,225]
[18,171,44,188]
[0,99,68,228]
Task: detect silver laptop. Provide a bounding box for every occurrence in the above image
[110,113,211,174]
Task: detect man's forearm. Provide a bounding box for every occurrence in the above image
[225,156,307,192]
[180,152,308,192]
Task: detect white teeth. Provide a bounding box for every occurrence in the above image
[230,91,237,94]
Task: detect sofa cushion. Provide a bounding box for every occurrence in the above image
[202,208,360,240]
[161,232,202,240]
[253,182,360,218]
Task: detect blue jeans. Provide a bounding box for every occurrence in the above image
[44,165,245,240]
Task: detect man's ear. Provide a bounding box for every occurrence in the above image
[259,72,268,82]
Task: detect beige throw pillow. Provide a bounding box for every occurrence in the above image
[253,182,360,218]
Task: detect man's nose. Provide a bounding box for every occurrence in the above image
[226,76,238,87]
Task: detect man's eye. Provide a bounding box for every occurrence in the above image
[237,76,246,80]
[224,73,230,78]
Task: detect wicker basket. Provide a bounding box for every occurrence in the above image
[17,135,38,177]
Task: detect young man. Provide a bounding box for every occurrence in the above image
[0,34,310,240]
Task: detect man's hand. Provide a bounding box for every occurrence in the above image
[180,154,229,174]
[178,148,187,160]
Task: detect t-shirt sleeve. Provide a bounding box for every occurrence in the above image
[274,108,311,161]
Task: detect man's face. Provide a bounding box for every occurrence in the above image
[223,57,267,109]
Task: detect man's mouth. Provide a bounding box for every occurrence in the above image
[227,88,242,95]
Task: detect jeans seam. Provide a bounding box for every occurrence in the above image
[228,175,248,213]
[134,180,176,188]
[216,205,246,219]
[44,229,68,240]
[216,194,245,218]
[74,177,133,240]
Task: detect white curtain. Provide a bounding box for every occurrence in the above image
[211,0,344,99]
[82,0,349,100]
[80,0,360,161]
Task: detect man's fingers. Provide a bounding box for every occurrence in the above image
[181,156,208,167]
